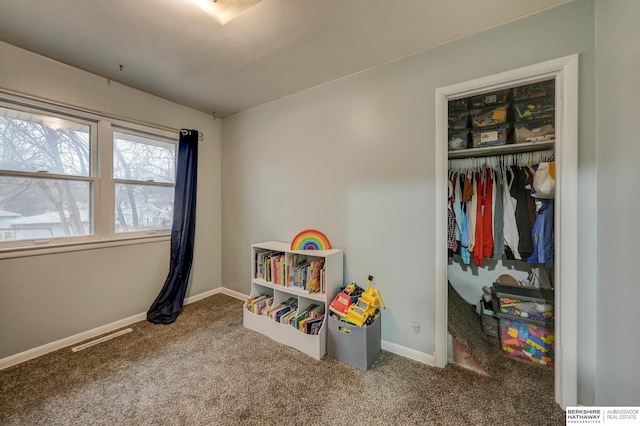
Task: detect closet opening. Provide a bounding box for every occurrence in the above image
[434,55,579,409]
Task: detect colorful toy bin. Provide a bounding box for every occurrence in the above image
[493,283,555,366]
[498,317,555,366]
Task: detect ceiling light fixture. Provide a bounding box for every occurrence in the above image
[191,0,262,25]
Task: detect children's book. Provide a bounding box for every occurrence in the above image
[307,304,324,318]
[253,297,273,315]
[304,316,325,335]
[247,294,264,309]
[291,311,309,329]
[254,249,270,279]
[280,309,298,325]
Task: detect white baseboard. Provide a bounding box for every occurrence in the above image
[0,311,146,371]
[184,287,222,304]
[214,287,249,301]
[1,286,434,371]
[381,339,436,366]
[0,286,238,371]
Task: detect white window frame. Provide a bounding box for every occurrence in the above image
[0,91,177,259]
[106,122,177,239]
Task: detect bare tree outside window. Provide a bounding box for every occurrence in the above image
[0,107,91,241]
[113,131,176,233]
[0,104,176,245]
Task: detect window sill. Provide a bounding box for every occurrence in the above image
[0,235,171,260]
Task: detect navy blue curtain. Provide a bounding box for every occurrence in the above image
[147,129,198,324]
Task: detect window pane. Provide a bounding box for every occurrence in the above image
[115,183,173,233]
[0,176,91,241]
[0,106,90,176]
[113,131,176,183]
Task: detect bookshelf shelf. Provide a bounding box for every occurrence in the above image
[242,241,344,360]
[251,278,328,303]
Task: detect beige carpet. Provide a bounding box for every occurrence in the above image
[0,294,565,425]
[447,281,501,374]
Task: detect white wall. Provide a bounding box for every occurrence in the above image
[595,0,640,406]
[222,0,598,403]
[0,41,222,359]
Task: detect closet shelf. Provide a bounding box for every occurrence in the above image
[448,141,554,159]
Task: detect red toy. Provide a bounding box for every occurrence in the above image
[329,291,352,318]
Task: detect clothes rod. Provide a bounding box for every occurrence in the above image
[448,149,554,172]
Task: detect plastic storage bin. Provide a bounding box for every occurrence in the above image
[470,123,510,148]
[327,313,381,370]
[448,110,469,130]
[469,89,511,108]
[513,119,555,143]
[493,283,554,322]
[513,80,555,101]
[448,97,469,112]
[498,316,554,366]
[448,129,469,151]
[481,308,498,338]
[470,103,509,128]
[513,97,554,121]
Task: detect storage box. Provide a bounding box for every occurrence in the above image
[498,316,554,366]
[493,283,554,322]
[514,119,555,143]
[513,80,555,101]
[470,123,510,148]
[513,97,555,121]
[470,103,509,128]
[448,97,469,112]
[481,309,498,338]
[469,89,511,108]
[327,313,381,370]
[448,110,469,130]
[448,129,469,151]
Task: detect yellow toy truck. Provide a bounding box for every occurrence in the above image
[345,275,385,327]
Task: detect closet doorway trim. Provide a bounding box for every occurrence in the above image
[434,54,578,409]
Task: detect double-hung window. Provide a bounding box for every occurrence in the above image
[112,129,176,234]
[0,93,177,253]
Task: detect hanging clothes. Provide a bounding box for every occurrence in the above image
[532,161,556,199]
[468,174,477,253]
[447,149,553,268]
[453,173,463,244]
[492,173,505,260]
[459,174,473,264]
[471,169,494,266]
[528,198,554,267]
[447,179,456,257]
[509,165,534,260]
[481,171,494,259]
[502,167,521,260]
[471,172,485,266]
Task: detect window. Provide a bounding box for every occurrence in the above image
[0,95,177,251]
[113,130,176,233]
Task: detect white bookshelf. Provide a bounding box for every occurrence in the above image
[242,241,343,360]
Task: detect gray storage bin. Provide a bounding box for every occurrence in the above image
[327,313,381,370]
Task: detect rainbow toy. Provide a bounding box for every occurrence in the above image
[290,229,332,250]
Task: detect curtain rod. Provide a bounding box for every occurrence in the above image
[0,86,204,141]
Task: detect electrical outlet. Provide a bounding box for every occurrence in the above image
[411,321,420,333]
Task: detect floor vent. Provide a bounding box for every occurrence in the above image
[71,328,133,352]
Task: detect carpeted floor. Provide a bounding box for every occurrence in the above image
[0,294,565,425]
[447,281,502,374]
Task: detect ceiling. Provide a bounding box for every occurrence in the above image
[0,0,570,118]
